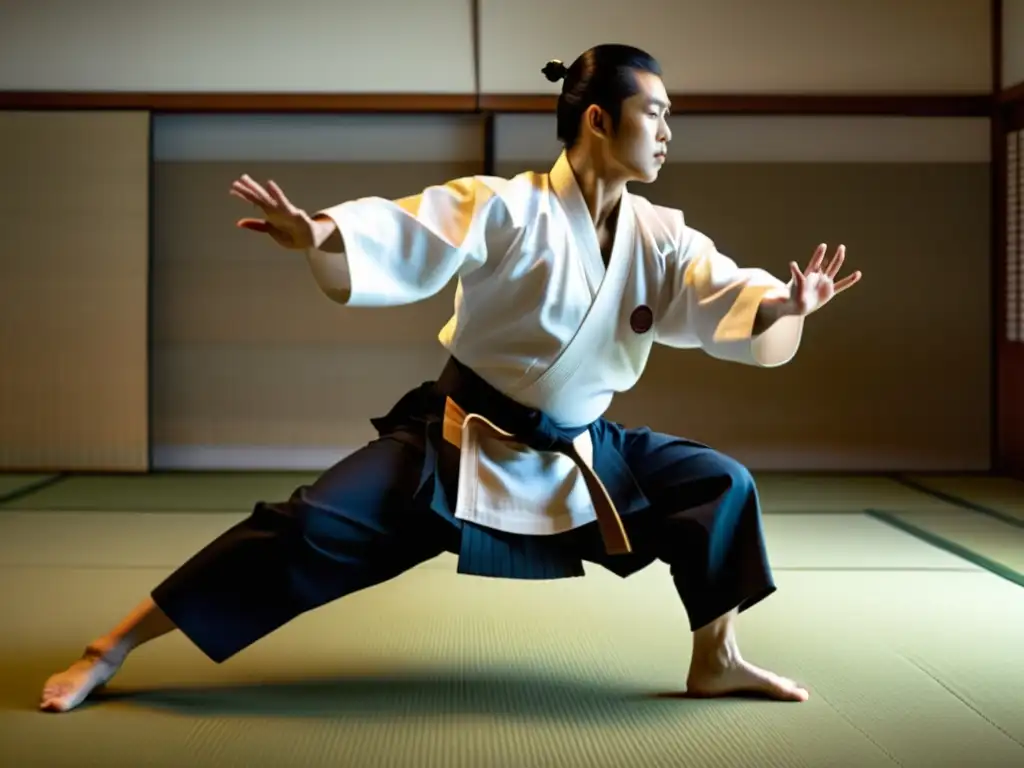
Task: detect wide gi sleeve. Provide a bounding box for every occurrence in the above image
[655,221,805,367]
[303,176,508,307]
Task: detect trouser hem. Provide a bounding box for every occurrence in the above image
[684,582,778,633]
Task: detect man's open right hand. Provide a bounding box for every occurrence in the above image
[230,174,318,250]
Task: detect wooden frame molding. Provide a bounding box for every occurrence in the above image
[0,92,480,113]
[480,93,993,116]
[0,91,994,116]
[1002,82,1024,109]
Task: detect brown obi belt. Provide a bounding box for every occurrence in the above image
[435,357,631,556]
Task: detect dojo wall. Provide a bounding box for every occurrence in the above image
[0,0,996,472]
[0,0,477,94]
[150,116,481,468]
[498,116,990,471]
[0,0,991,94]
[148,114,991,472]
[480,0,990,94]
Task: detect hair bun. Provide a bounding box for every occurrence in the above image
[541,59,568,83]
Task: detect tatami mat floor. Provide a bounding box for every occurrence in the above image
[0,472,1022,768]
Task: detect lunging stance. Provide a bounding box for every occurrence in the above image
[41,45,861,712]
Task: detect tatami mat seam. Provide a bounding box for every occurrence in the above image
[891,475,1024,530]
[814,691,905,767]
[0,473,67,506]
[863,508,1024,588]
[899,654,1024,750]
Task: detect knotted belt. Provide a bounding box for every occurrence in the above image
[435,357,632,556]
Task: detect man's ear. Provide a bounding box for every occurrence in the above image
[584,104,610,139]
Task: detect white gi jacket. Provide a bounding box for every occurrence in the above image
[305,152,804,537]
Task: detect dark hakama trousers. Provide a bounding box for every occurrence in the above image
[151,359,776,664]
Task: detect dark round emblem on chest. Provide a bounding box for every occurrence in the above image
[629,305,654,334]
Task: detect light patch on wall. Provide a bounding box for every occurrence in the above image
[495,115,991,164]
[480,0,991,94]
[153,114,487,163]
[0,0,475,93]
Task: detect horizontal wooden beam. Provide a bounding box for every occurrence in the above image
[0,90,994,117]
[0,92,479,113]
[480,93,993,117]
[1000,81,1024,107]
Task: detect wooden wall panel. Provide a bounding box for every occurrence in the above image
[480,0,991,95]
[0,111,150,471]
[496,115,991,471]
[0,0,476,94]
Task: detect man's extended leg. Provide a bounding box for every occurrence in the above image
[575,427,808,701]
[40,435,456,712]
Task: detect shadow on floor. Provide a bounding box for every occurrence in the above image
[21,663,764,721]
[101,669,720,719]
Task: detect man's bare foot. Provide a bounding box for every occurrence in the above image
[39,644,125,713]
[685,607,808,702]
[686,656,809,702]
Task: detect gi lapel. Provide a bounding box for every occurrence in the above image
[518,154,637,400]
[549,152,606,297]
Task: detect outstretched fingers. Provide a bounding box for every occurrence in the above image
[789,261,806,289]
[230,175,275,209]
[804,243,827,275]
[824,245,846,278]
[230,183,268,210]
[834,270,862,293]
[265,180,296,211]
[228,186,255,206]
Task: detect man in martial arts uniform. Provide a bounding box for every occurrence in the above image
[41,44,861,712]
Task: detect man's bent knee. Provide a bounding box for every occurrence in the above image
[702,451,757,498]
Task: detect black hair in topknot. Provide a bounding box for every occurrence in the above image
[541,60,568,82]
[549,45,662,148]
